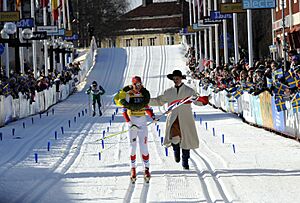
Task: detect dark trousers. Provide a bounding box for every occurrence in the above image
[92,98,101,113]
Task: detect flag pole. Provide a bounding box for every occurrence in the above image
[3,0,10,78]
[43,0,49,76]
[31,0,38,78]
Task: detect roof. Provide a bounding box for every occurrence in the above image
[124,2,186,18]
[115,1,189,35]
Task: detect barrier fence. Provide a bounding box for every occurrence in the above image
[0,38,97,127]
[198,85,300,139]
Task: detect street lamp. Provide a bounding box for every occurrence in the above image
[3,22,17,35]
[1,29,9,39]
[22,29,33,40]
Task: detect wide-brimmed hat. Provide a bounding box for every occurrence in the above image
[167,70,186,80]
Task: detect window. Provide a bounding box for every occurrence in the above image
[166,37,170,45]
[108,39,115,47]
[171,36,175,45]
[137,38,143,46]
[149,38,155,46]
[125,39,131,47]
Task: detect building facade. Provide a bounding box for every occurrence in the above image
[273,0,300,55]
[101,0,189,48]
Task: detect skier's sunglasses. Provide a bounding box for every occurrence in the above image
[133,82,142,88]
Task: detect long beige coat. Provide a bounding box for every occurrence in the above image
[150,84,204,149]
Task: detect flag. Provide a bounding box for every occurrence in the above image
[275,96,287,112]
[231,88,243,99]
[285,71,297,88]
[16,0,21,11]
[52,0,59,21]
[291,92,300,108]
[272,68,284,81]
[267,77,273,88]
[293,105,300,113]
[273,82,289,95]
[2,84,11,97]
[242,82,254,92]
[41,0,49,7]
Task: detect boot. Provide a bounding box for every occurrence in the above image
[172,143,180,163]
[92,111,96,117]
[130,168,136,183]
[99,110,102,117]
[182,149,190,170]
[131,168,136,179]
[144,167,150,178]
[144,167,151,183]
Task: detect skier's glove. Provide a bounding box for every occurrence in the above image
[120,99,130,108]
[191,94,199,102]
[151,116,159,123]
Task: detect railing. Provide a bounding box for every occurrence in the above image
[0,38,98,127]
[198,85,300,139]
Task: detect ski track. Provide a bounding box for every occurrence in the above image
[0,101,87,177]
[12,49,118,202]
[0,45,242,203]
[191,149,231,203]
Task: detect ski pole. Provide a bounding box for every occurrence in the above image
[93,95,194,143]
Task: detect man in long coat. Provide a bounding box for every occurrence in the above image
[150,70,209,169]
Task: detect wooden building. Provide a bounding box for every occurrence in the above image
[101,0,189,48]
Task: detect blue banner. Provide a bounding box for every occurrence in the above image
[0,44,4,56]
[243,0,276,9]
[210,11,233,20]
[271,96,285,132]
[16,18,34,28]
[251,96,263,126]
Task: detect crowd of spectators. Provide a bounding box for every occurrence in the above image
[0,61,81,103]
[185,47,300,110]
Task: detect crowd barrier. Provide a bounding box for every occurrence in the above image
[197,84,300,139]
[0,38,98,127]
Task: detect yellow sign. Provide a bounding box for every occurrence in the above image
[0,12,20,22]
[187,26,196,33]
[65,30,73,37]
[220,3,246,14]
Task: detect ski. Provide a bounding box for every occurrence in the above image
[130,177,137,184]
[93,95,194,143]
[144,176,150,183]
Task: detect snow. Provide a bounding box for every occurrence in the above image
[1,45,300,203]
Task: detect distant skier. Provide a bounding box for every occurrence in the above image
[114,76,157,183]
[86,81,105,116]
[150,70,209,170]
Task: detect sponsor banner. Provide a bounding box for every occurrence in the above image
[241,93,256,124]
[0,44,4,56]
[203,16,222,24]
[37,26,58,35]
[259,91,273,128]
[192,23,211,31]
[251,95,263,126]
[0,12,20,22]
[64,34,79,41]
[243,0,276,10]
[284,101,298,137]
[220,2,246,13]
[179,27,195,35]
[16,18,34,28]
[220,91,227,110]
[65,30,73,37]
[30,32,47,40]
[271,96,285,132]
[210,11,233,20]
[296,112,300,138]
[48,28,65,36]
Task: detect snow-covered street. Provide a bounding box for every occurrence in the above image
[1,45,300,203]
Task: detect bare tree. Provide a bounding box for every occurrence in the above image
[71,0,129,47]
